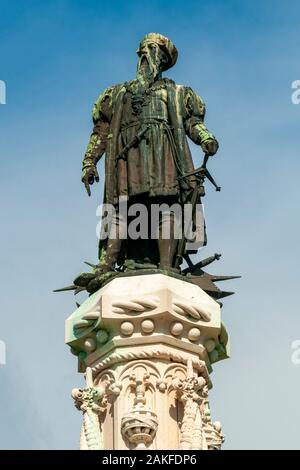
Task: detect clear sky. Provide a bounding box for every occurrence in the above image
[1,0,300,449]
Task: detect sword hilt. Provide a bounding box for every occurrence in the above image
[201,153,221,191]
[179,153,221,191]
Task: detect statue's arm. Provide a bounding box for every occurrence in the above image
[81,87,113,195]
[183,87,219,156]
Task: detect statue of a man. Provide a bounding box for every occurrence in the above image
[81,33,219,274]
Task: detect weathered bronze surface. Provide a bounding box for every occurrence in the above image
[55,33,239,299]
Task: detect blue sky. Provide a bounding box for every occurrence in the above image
[1,0,300,449]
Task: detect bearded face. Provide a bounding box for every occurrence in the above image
[136,41,168,84]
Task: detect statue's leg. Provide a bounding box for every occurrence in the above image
[157,205,178,270]
[98,209,126,272]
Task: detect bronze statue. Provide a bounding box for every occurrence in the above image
[56,33,239,299]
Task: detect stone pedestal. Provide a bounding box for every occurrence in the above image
[66,274,228,450]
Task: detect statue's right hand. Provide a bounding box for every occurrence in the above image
[81,165,99,197]
[201,138,219,157]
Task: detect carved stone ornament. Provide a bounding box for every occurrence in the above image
[173,359,209,450]
[200,392,225,450]
[72,367,109,450]
[121,370,158,449]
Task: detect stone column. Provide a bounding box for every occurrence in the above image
[65,273,228,450]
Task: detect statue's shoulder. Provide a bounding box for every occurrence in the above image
[174,84,193,94]
[96,83,124,103]
[174,84,205,104]
[163,81,190,103]
[163,80,192,96]
[93,84,124,121]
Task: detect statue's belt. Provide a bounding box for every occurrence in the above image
[116,119,187,184]
[120,117,170,131]
[116,119,174,164]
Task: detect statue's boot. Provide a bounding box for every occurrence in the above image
[158,238,178,271]
[96,210,126,273]
[97,237,123,274]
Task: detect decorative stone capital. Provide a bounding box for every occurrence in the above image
[65,274,229,374]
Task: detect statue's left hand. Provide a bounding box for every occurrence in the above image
[201,138,219,156]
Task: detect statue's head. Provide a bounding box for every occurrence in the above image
[136,33,178,82]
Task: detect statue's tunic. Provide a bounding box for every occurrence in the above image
[120,81,177,198]
[83,78,215,204]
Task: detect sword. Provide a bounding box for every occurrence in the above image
[115,125,149,165]
[179,153,221,192]
[174,154,221,269]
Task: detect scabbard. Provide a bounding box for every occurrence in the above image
[115,125,149,164]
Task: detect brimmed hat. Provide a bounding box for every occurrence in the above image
[138,33,178,71]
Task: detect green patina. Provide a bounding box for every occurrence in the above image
[54,33,239,305]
